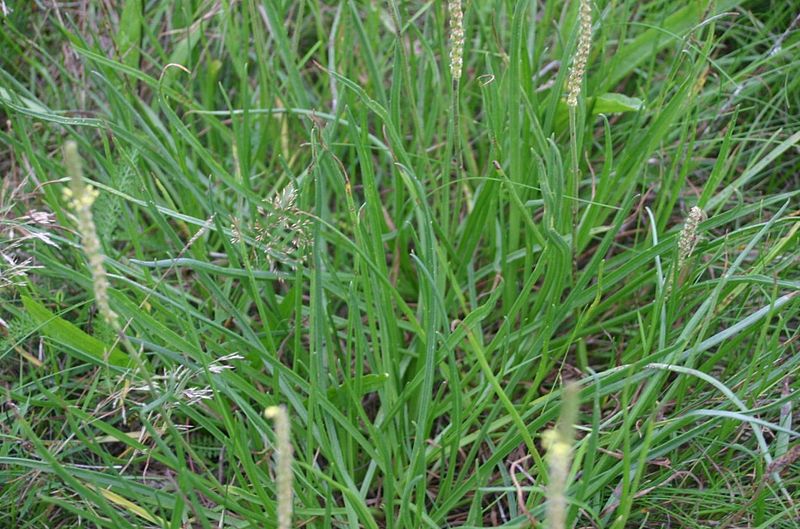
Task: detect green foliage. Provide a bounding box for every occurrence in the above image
[0,1,799,528]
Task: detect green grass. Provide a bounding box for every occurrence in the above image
[1,0,799,528]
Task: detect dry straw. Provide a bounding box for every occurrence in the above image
[448,0,464,81]
[63,141,119,330]
[566,0,592,107]
[265,405,293,529]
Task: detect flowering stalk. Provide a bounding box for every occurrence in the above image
[567,0,593,261]
[444,0,465,233]
[63,141,119,331]
[265,405,293,529]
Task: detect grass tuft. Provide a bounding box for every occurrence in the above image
[1,1,799,528]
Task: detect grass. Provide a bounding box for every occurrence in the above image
[1,0,799,528]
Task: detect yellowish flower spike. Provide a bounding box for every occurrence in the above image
[448,0,464,81]
[265,405,293,529]
[566,0,592,107]
[545,382,580,529]
[677,206,704,272]
[63,141,119,330]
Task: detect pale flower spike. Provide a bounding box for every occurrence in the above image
[63,141,119,330]
[677,206,704,271]
[544,382,579,529]
[566,0,592,107]
[448,0,464,81]
[265,405,293,529]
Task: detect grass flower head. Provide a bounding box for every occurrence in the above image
[566,0,593,107]
[63,141,119,330]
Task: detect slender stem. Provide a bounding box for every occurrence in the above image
[449,77,463,233]
[568,104,580,276]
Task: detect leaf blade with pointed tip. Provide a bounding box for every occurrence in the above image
[22,295,129,367]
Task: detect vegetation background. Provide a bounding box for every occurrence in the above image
[1,0,799,528]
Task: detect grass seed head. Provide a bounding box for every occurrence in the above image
[234,184,310,269]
